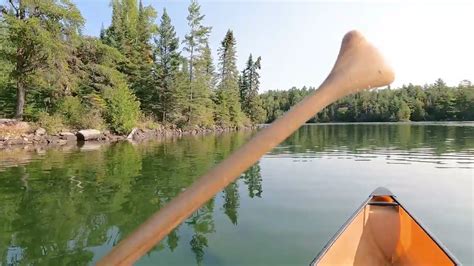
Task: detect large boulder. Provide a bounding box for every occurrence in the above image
[59,132,77,141]
[76,129,102,141]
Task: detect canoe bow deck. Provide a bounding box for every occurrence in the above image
[312,187,459,266]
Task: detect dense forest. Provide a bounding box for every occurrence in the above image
[0,1,472,135]
[261,79,474,123]
[0,0,264,134]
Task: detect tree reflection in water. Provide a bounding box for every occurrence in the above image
[0,124,472,265]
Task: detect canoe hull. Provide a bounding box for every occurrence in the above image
[312,187,459,266]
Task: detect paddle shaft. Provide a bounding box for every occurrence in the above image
[97,77,341,265]
[97,30,394,265]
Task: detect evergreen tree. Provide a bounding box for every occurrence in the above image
[239,54,265,123]
[136,0,157,63]
[101,0,124,49]
[0,0,84,119]
[182,0,213,127]
[188,39,215,127]
[201,43,216,90]
[101,0,157,113]
[215,30,247,127]
[130,0,157,111]
[153,9,182,123]
[122,0,139,44]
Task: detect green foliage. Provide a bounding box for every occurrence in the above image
[58,96,83,127]
[152,9,183,124]
[57,96,105,129]
[0,129,268,264]
[1,0,84,119]
[261,80,474,123]
[397,100,411,121]
[104,84,140,134]
[101,0,157,110]
[0,0,268,132]
[137,114,160,130]
[37,112,65,134]
[215,30,247,128]
[239,54,266,123]
[182,0,214,127]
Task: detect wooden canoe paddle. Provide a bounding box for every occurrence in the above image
[97,30,395,265]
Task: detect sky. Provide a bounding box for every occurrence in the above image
[75,0,474,91]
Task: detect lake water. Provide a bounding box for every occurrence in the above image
[0,123,473,265]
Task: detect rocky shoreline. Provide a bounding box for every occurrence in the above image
[0,119,249,150]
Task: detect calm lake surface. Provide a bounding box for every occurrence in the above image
[1,123,473,265]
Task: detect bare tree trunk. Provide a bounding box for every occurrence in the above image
[188,45,194,124]
[14,79,25,120]
[189,45,194,100]
[14,1,26,120]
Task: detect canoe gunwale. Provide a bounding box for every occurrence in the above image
[394,196,461,265]
[310,187,460,266]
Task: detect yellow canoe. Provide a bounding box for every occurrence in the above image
[312,187,459,266]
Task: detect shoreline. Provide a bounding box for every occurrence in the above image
[0,119,254,150]
[3,120,472,150]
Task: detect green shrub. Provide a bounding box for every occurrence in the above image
[58,96,106,130]
[58,96,83,128]
[80,110,106,130]
[104,84,140,134]
[37,112,65,134]
[137,114,160,130]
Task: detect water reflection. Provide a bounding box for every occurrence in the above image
[0,123,472,265]
[268,124,474,169]
[0,131,263,265]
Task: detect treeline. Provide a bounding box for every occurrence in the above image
[261,79,474,123]
[0,0,265,134]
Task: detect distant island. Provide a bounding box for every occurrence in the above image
[0,0,472,137]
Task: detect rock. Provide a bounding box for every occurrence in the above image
[47,136,60,144]
[76,129,101,141]
[58,139,68,145]
[35,127,46,136]
[5,138,24,145]
[59,132,77,141]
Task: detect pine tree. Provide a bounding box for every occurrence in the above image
[215,30,247,127]
[153,9,182,123]
[201,43,216,90]
[189,40,215,127]
[122,0,139,44]
[102,0,124,49]
[101,1,157,114]
[130,0,157,111]
[239,54,265,123]
[136,0,157,63]
[182,0,212,126]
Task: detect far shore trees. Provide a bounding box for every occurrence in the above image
[260,80,474,123]
[0,1,472,133]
